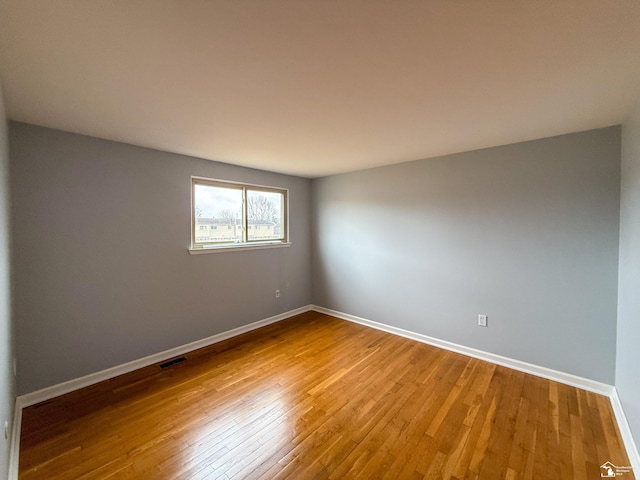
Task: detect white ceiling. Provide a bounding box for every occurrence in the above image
[1,1,639,178]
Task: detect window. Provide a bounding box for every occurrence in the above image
[191,177,289,252]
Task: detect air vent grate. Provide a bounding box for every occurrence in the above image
[159,357,187,369]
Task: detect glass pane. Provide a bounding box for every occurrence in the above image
[247,190,284,241]
[194,184,243,243]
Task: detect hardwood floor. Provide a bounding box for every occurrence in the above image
[19,311,633,479]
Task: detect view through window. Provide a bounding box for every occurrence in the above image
[191,178,288,249]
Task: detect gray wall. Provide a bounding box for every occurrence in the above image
[10,122,312,395]
[0,77,14,478]
[617,98,640,446]
[312,127,620,384]
[7,120,627,398]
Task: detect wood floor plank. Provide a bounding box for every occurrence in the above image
[19,311,634,479]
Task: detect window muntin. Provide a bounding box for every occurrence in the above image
[191,177,288,250]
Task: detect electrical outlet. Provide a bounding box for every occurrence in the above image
[478,314,488,327]
[275,290,280,298]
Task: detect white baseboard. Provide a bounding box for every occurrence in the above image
[7,397,23,480]
[18,305,313,408]
[610,388,640,472]
[7,305,315,480]
[311,305,614,396]
[8,305,313,480]
[311,305,640,466]
[9,304,638,479]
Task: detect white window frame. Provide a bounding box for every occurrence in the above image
[189,176,290,254]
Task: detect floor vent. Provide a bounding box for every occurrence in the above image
[159,357,187,369]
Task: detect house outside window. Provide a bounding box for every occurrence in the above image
[190,177,289,252]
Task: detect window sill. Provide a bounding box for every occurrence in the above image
[188,242,291,255]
